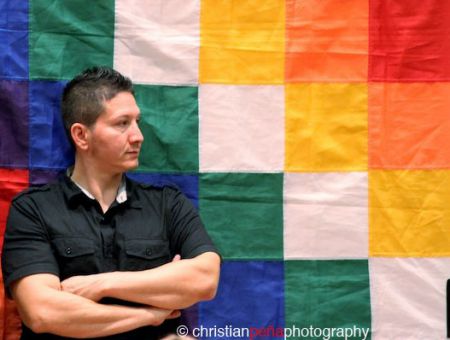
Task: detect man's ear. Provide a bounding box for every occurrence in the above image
[70,123,90,151]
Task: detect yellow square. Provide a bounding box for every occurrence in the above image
[200,0,285,84]
[285,83,368,171]
[370,170,450,257]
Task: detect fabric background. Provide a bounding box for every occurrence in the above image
[1,0,450,339]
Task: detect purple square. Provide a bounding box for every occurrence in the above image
[0,79,28,168]
[29,168,64,186]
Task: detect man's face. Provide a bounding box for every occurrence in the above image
[87,91,144,173]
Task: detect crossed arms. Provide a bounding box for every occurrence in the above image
[11,252,220,338]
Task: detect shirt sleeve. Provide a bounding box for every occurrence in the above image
[164,187,220,260]
[1,194,60,297]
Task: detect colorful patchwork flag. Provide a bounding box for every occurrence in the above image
[1,0,450,339]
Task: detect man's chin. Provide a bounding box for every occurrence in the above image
[119,160,140,172]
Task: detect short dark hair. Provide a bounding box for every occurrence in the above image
[61,66,134,146]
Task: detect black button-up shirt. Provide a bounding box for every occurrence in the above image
[2,175,219,340]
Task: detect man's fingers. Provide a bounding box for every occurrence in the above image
[167,310,181,319]
[172,254,181,262]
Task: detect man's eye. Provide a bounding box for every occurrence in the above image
[118,121,129,127]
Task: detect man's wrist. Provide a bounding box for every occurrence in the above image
[97,272,114,300]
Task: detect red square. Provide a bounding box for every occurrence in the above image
[0,168,29,250]
[369,0,450,81]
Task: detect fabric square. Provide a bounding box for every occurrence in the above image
[114,0,200,85]
[134,85,199,173]
[180,305,199,338]
[0,80,29,168]
[285,83,368,172]
[199,85,284,172]
[199,173,283,260]
[29,81,74,170]
[200,0,285,84]
[0,168,28,339]
[29,0,114,80]
[0,284,21,340]
[127,172,199,207]
[369,83,450,169]
[199,261,284,339]
[0,1,28,79]
[370,170,450,257]
[285,260,371,338]
[29,169,63,186]
[0,168,29,248]
[286,0,368,82]
[284,172,368,259]
[370,258,450,339]
[369,0,450,81]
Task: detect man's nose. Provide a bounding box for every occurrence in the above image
[130,121,144,144]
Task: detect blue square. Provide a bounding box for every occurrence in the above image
[127,172,199,207]
[29,80,74,170]
[198,261,285,340]
[0,1,28,79]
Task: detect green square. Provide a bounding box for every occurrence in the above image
[135,85,199,173]
[285,260,371,339]
[29,0,114,80]
[199,173,283,260]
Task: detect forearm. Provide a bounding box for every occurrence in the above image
[27,292,153,337]
[99,252,220,309]
[12,275,174,338]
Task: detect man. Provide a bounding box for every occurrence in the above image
[1,66,221,339]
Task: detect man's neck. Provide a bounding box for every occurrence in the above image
[71,157,123,213]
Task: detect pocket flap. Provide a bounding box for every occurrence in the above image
[125,239,169,260]
[53,238,95,258]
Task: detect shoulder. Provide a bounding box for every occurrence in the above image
[127,176,182,195]
[12,181,63,206]
[127,177,191,208]
[12,184,52,203]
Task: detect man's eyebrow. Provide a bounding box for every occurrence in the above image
[113,112,141,119]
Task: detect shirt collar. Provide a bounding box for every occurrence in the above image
[65,167,128,205]
[72,177,128,204]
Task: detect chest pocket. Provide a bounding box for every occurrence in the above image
[53,238,98,280]
[121,239,171,271]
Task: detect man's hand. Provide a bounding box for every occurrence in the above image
[61,273,105,302]
[145,307,181,326]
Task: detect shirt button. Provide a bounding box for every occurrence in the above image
[66,247,72,255]
[146,248,152,256]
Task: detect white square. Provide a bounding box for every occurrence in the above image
[199,85,284,172]
[114,0,199,85]
[284,172,368,259]
[370,258,450,339]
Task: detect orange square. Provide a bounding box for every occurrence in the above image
[369,83,450,169]
[285,0,368,82]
